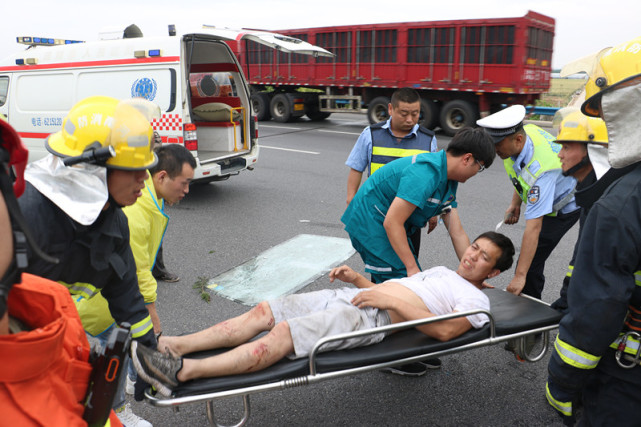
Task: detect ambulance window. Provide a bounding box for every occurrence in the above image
[0,77,8,106]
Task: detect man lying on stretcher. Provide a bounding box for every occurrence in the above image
[132,232,515,397]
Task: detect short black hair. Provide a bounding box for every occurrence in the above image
[446,127,496,168]
[149,144,196,178]
[391,87,420,107]
[474,231,515,272]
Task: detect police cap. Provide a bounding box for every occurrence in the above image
[476,105,526,143]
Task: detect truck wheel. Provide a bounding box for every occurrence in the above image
[306,101,331,121]
[367,96,390,124]
[439,100,478,137]
[270,93,293,123]
[419,99,440,130]
[251,92,271,121]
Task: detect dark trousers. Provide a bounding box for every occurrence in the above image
[521,209,580,299]
[152,245,169,278]
[579,366,641,426]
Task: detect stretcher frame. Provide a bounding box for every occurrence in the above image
[144,289,562,427]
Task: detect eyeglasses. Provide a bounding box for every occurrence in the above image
[475,158,486,173]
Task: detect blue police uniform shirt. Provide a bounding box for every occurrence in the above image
[342,151,457,268]
[511,136,578,220]
[345,118,439,172]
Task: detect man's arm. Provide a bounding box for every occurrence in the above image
[351,290,472,341]
[146,302,162,334]
[507,216,543,295]
[441,208,469,260]
[346,168,364,206]
[384,197,419,277]
[329,265,375,288]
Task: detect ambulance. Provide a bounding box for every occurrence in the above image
[0,26,332,182]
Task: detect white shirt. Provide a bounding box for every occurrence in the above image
[387,266,490,329]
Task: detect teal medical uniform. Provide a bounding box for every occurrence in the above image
[341,151,458,282]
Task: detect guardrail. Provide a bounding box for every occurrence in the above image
[525,106,559,117]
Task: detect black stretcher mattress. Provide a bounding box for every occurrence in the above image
[172,289,562,397]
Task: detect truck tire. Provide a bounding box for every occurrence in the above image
[419,98,440,130]
[270,93,293,123]
[439,100,478,137]
[306,100,331,121]
[367,96,390,124]
[251,92,271,121]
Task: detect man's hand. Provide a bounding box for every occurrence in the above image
[427,216,438,234]
[351,290,394,310]
[406,265,421,278]
[329,265,359,284]
[504,206,520,225]
[481,281,494,289]
[507,275,526,295]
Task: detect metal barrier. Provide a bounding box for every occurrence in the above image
[525,106,559,117]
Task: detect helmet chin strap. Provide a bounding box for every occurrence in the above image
[562,155,591,177]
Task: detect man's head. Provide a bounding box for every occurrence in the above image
[456,232,515,286]
[554,108,608,181]
[149,144,197,205]
[445,127,495,182]
[46,96,160,207]
[476,105,527,159]
[388,88,421,134]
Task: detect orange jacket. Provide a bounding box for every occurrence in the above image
[0,273,121,427]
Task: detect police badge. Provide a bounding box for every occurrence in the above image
[527,186,540,204]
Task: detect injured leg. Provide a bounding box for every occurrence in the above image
[158,301,277,356]
[133,321,295,396]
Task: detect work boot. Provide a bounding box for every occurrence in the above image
[153,271,180,283]
[115,403,152,427]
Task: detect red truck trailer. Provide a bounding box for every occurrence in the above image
[227,11,554,136]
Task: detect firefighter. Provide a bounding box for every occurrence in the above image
[0,116,123,426]
[16,96,158,426]
[546,36,641,425]
[476,105,580,299]
[550,108,635,314]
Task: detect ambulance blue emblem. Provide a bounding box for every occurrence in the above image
[131,78,157,101]
[528,186,540,204]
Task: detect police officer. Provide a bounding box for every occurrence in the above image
[546,36,641,425]
[17,96,158,426]
[476,105,580,298]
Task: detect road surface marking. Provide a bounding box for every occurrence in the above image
[317,129,362,136]
[260,145,320,155]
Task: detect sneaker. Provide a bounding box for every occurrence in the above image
[382,362,428,377]
[131,341,182,397]
[115,403,152,427]
[420,358,442,369]
[126,375,135,395]
[154,271,180,283]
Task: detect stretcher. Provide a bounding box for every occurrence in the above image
[145,288,562,426]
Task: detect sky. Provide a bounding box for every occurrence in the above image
[2,0,639,70]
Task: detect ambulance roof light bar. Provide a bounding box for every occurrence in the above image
[16,36,85,47]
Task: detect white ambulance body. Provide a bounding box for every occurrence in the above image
[0,28,331,182]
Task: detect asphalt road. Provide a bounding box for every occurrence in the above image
[131,114,574,426]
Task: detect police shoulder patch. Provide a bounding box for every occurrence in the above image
[528,186,540,204]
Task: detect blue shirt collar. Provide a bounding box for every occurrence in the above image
[382,118,419,138]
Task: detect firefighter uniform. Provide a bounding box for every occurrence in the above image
[19,181,156,348]
[546,162,641,424]
[477,106,580,299]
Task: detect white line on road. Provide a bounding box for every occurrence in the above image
[317,129,362,136]
[259,124,303,130]
[260,145,320,155]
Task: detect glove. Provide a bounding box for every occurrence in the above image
[545,379,577,426]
